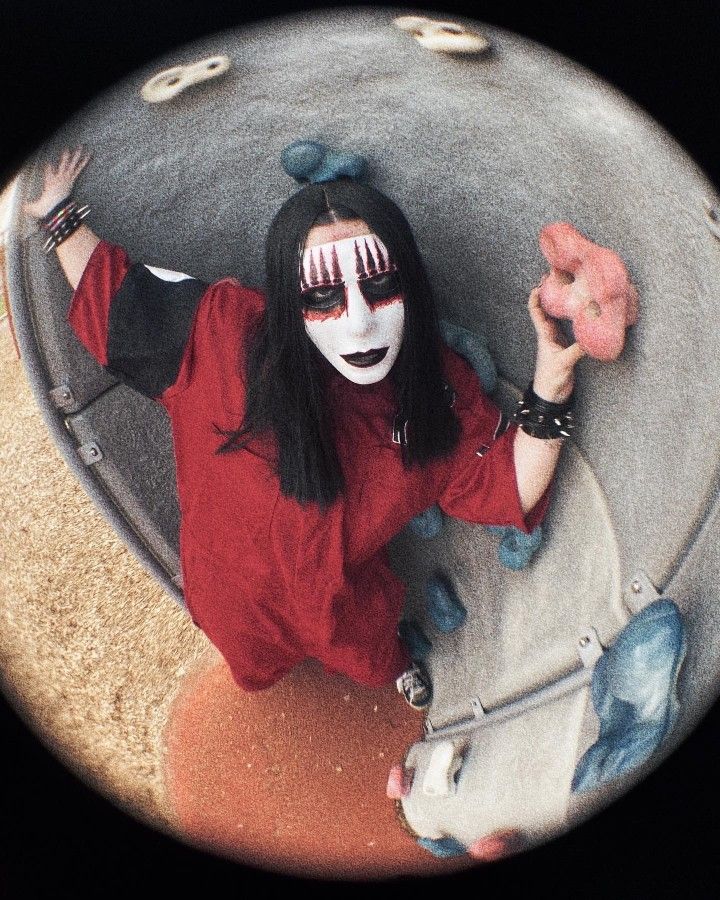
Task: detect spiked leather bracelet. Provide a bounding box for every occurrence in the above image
[512,381,575,440]
[39,195,90,253]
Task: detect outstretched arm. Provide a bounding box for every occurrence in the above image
[25,146,215,404]
[513,287,585,515]
[24,147,99,289]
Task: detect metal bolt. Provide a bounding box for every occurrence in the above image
[89,448,98,457]
[703,197,718,221]
[631,580,643,594]
[579,636,590,647]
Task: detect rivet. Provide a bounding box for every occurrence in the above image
[579,636,590,647]
[631,580,642,593]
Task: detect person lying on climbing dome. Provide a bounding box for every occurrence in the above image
[25,144,585,710]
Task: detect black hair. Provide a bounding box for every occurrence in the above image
[213,178,461,508]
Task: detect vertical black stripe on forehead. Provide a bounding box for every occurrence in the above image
[317,246,331,283]
[354,240,367,278]
[364,238,378,276]
[308,248,319,285]
[330,244,342,282]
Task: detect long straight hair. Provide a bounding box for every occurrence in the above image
[213,179,461,508]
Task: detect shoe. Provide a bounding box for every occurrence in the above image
[396,663,433,710]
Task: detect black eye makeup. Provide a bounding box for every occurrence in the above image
[300,272,402,313]
[301,284,345,310]
[359,272,401,303]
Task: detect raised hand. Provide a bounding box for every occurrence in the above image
[24,147,91,219]
[527,285,585,403]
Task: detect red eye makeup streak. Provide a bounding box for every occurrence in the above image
[369,293,403,310]
[302,304,346,322]
[302,291,402,322]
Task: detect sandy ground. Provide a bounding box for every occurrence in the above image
[0,315,208,830]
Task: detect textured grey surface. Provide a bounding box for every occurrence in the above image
[64,388,180,576]
[7,4,720,855]
[403,690,588,847]
[391,379,623,719]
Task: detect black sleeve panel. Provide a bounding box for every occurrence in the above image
[106,263,209,400]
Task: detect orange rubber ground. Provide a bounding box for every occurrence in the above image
[163,656,477,880]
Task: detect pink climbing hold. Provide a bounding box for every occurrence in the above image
[467,828,524,862]
[386,764,415,799]
[537,221,639,362]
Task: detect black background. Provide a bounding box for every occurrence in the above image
[1,1,719,896]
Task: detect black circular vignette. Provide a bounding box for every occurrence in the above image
[1,0,719,896]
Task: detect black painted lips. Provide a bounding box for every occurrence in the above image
[341,347,389,367]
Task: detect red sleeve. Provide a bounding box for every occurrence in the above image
[437,349,553,534]
[66,239,216,402]
[67,240,131,366]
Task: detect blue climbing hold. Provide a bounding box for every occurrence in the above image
[486,525,544,570]
[425,573,467,633]
[408,504,444,539]
[398,619,432,660]
[281,140,366,184]
[417,836,468,858]
[571,598,687,793]
[440,318,497,393]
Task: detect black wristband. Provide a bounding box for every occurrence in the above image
[511,380,575,440]
[39,195,74,229]
[40,199,90,253]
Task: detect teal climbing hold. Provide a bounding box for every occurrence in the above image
[408,504,443,538]
[280,139,366,184]
[417,836,468,858]
[426,573,467,633]
[486,524,543,569]
[572,599,687,793]
[398,619,432,659]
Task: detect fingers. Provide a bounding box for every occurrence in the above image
[528,288,560,342]
[54,145,90,179]
[561,342,586,367]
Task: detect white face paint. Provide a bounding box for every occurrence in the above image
[300,233,404,385]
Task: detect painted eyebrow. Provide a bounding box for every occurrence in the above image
[354,236,395,278]
[300,235,397,290]
[300,244,343,292]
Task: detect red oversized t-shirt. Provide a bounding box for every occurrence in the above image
[68,241,552,691]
